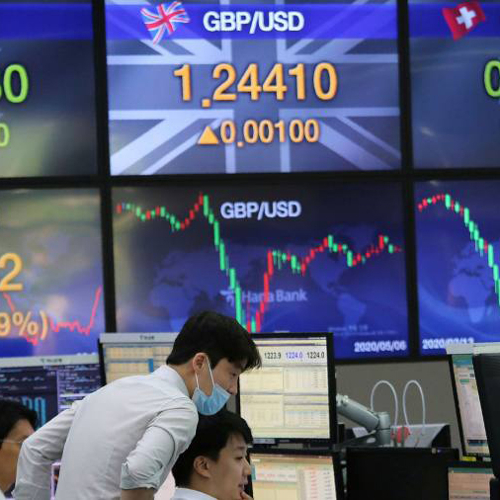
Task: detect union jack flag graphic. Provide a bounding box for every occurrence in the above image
[141,2,190,44]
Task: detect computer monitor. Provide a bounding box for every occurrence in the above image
[446,343,490,457]
[346,447,458,500]
[249,449,343,500]
[473,351,500,479]
[0,355,101,427]
[99,333,178,384]
[448,462,494,500]
[236,333,336,446]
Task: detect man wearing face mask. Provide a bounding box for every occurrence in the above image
[14,311,261,500]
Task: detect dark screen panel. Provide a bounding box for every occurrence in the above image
[105,0,401,174]
[0,1,98,177]
[112,181,409,359]
[0,189,105,357]
[409,0,500,168]
[415,180,500,355]
[346,447,458,500]
[473,353,500,478]
[0,355,101,427]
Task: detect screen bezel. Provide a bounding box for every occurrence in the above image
[248,447,344,500]
[97,332,178,385]
[235,331,337,448]
[446,342,495,459]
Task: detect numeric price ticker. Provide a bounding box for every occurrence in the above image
[174,62,338,103]
[0,63,30,148]
[485,59,500,98]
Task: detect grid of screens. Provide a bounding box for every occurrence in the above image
[238,334,334,443]
[105,0,400,174]
[0,355,101,427]
[449,352,489,456]
[99,333,177,383]
[0,189,105,358]
[0,1,98,177]
[250,452,340,500]
[2,2,500,362]
[448,464,494,500]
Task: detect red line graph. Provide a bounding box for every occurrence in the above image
[49,286,102,336]
[1,287,103,345]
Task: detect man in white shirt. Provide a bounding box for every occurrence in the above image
[0,400,37,499]
[171,410,253,500]
[14,311,261,500]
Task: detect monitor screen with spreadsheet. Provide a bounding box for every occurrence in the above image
[237,333,336,445]
[99,333,178,384]
[446,343,493,457]
[249,450,343,500]
[448,463,494,500]
[0,355,101,427]
[450,353,489,456]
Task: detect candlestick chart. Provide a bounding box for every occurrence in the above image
[113,182,409,359]
[415,181,500,355]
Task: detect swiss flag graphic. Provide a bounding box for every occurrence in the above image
[442,1,486,40]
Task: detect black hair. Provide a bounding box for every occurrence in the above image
[0,399,37,449]
[172,409,253,487]
[167,311,261,372]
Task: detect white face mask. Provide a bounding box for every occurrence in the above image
[192,360,230,415]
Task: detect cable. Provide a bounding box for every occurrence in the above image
[370,379,399,428]
[402,379,426,447]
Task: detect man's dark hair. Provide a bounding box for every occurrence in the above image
[172,409,253,487]
[167,311,261,371]
[0,399,37,449]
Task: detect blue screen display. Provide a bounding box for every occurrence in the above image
[0,189,105,357]
[410,0,500,168]
[105,0,401,174]
[415,180,500,355]
[113,181,409,359]
[0,1,98,177]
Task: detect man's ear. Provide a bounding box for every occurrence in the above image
[193,455,212,479]
[192,353,207,375]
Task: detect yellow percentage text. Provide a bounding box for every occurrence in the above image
[0,310,49,342]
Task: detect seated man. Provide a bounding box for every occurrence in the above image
[171,410,253,500]
[0,399,37,499]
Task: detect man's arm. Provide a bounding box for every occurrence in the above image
[120,402,198,495]
[14,401,80,500]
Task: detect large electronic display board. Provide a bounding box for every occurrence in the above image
[112,181,409,359]
[105,0,401,175]
[415,180,500,355]
[0,189,105,357]
[0,0,98,177]
[410,0,500,168]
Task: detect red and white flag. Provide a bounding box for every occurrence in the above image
[442,1,486,40]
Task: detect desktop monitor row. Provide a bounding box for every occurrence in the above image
[0,332,337,447]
